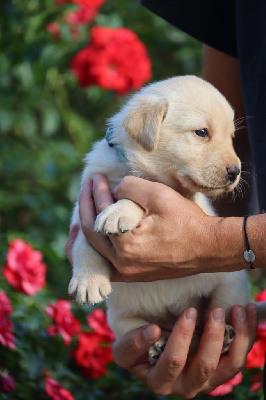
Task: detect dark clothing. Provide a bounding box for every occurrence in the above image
[142,0,266,211]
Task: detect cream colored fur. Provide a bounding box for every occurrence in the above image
[70,76,256,343]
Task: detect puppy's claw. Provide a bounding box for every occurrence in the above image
[222,324,235,354]
[148,337,167,365]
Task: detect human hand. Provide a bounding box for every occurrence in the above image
[74,173,223,282]
[112,304,257,398]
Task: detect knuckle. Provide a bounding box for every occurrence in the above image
[166,354,187,371]
[199,360,217,379]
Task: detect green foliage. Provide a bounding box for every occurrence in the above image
[0,1,264,399]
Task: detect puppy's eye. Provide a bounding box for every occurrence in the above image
[195,128,208,138]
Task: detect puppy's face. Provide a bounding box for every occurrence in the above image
[117,76,241,197]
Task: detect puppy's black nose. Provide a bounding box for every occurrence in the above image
[226,165,240,182]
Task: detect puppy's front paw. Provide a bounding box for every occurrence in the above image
[221,324,235,354]
[95,202,142,235]
[149,337,168,365]
[68,273,112,305]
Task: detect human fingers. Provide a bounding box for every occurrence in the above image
[144,308,197,396]
[92,173,114,214]
[65,224,80,264]
[207,304,257,391]
[182,307,225,397]
[112,176,171,212]
[79,178,114,260]
[112,324,161,370]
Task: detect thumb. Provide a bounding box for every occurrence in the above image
[112,324,161,369]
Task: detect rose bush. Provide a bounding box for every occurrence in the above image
[1,0,265,399]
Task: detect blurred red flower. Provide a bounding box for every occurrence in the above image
[56,0,105,7]
[255,289,266,302]
[208,372,243,396]
[46,22,61,40]
[250,372,263,392]
[45,377,75,400]
[70,26,152,94]
[0,370,16,393]
[2,239,46,296]
[72,331,113,378]
[246,321,266,368]
[0,292,16,349]
[65,6,98,25]
[246,289,266,368]
[72,0,105,8]
[87,308,115,341]
[45,300,81,345]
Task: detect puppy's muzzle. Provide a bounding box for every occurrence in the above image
[226,165,240,183]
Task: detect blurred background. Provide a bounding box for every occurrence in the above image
[0,1,264,399]
[0,0,202,297]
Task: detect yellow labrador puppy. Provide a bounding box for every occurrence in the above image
[69,76,251,361]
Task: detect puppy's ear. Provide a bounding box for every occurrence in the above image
[123,98,168,151]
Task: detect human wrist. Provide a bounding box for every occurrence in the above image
[197,215,247,273]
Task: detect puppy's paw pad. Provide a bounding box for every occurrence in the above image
[149,337,167,365]
[222,324,235,354]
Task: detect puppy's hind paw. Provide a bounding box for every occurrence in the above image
[221,324,235,354]
[149,337,167,365]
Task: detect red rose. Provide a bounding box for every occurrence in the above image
[0,292,16,349]
[45,377,75,400]
[65,6,98,25]
[70,26,152,94]
[255,289,266,302]
[72,0,105,7]
[72,331,113,378]
[45,300,81,345]
[246,320,266,369]
[2,239,46,296]
[56,0,105,7]
[208,372,243,397]
[87,308,115,342]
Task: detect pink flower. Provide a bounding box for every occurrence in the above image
[45,300,81,345]
[45,377,74,400]
[0,370,16,393]
[87,308,115,341]
[46,22,61,40]
[65,6,98,25]
[208,372,243,396]
[70,26,152,94]
[0,292,16,349]
[72,331,113,378]
[2,239,46,296]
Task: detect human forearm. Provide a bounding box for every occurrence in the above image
[208,214,265,272]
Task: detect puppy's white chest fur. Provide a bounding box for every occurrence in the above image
[69,75,250,347]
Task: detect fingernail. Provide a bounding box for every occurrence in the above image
[236,307,246,321]
[185,308,197,322]
[143,325,158,342]
[212,308,225,322]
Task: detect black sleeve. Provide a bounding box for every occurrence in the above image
[141,0,237,57]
